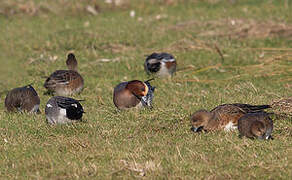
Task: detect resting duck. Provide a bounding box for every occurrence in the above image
[190,103,271,132]
[144,52,176,77]
[5,84,40,113]
[45,96,84,124]
[113,79,155,110]
[238,112,273,140]
[44,53,84,96]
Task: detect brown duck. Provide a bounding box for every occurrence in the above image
[5,85,40,113]
[44,53,84,96]
[190,103,271,132]
[238,112,273,140]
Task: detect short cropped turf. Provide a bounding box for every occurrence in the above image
[0,0,291,179]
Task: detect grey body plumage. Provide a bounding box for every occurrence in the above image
[45,96,84,124]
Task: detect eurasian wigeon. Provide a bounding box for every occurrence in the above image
[5,84,40,113]
[45,96,84,124]
[113,79,155,110]
[190,103,271,132]
[44,53,84,96]
[144,52,176,77]
[238,112,273,140]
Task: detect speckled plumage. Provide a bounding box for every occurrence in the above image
[5,85,40,113]
[44,53,84,96]
[190,103,271,132]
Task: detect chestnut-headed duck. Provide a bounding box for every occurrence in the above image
[113,79,155,110]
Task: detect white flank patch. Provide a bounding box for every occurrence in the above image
[135,101,144,109]
[71,104,78,108]
[59,108,67,116]
[30,104,40,113]
[46,104,53,108]
[224,122,237,131]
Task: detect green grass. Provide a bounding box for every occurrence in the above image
[0,0,291,179]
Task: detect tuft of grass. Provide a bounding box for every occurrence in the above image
[0,0,291,179]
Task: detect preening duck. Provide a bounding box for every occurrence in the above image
[113,79,155,110]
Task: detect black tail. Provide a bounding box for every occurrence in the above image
[234,104,271,112]
[145,78,155,83]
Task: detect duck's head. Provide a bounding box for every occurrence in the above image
[66,53,78,71]
[251,121,267,140]
[190,110,212,132]
[126,80,149,98]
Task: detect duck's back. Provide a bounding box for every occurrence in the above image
[44,70,84,95]
[5,85,40,112]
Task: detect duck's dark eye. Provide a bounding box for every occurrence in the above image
[141,87,145,92]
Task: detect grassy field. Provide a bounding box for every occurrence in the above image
[0,0,292,179]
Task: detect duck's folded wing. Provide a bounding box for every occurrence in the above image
[44,70,82,88]
[233,103,271,113]
[55,96,80,109]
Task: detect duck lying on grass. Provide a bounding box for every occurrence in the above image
[5,84,40,113]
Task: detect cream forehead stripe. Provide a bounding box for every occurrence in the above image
[162,58,175,62]
[143,82,149,95]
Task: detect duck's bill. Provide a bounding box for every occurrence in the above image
[190,126,203,132]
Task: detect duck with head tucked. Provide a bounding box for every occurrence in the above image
[45,96,84,124]
[190,103,271,132]
[113,79,155,110]
[44,53,84,96]
[144,52,176,78]
[238,112,273,140]
[5,84,40,113]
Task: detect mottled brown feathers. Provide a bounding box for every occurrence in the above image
[190,103,271,132]
[44,53,84,96]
